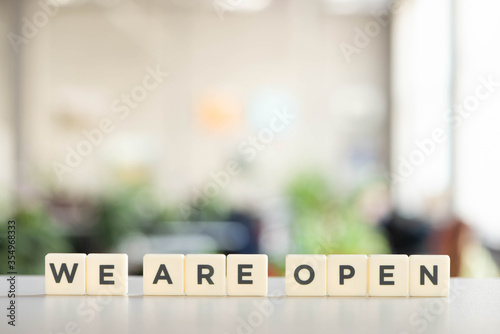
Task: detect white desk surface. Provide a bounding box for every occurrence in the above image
[1,276,499,334]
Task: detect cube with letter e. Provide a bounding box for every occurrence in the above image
[227,254,268,296]
[86,253,128,295]
[368,255,409,296]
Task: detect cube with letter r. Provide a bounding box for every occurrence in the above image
[184,254,226,296]
[45,253,87,295]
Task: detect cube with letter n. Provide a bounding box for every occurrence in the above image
[409,255,450,297]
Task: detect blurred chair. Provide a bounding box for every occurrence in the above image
[380,211,431,255]
[429,217,470,277]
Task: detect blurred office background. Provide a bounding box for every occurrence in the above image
[0,0,499,276]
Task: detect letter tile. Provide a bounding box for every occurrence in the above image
[368,255,409,296]
[45,253,86,295]
[286,254,326,296]
[143,254,185,295]
[328,254,368,296]
[409,255,450,296]
[185,254,226,296]
[227,254,268,296]
[87,254,128,296]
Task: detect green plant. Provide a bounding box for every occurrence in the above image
[91,185,176,250]
[180,196,230,222]
[0,205,72,275]
[287,171,389,255]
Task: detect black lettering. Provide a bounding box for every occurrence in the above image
[380,265,395,285]
[420,265,438,285]
[238,264,253,284]
[153,264,173,284]
[50,263,78,283]
[100,265,114,285]
[294,265,315,285]
[339,265,355,285]
[198,265,214,285]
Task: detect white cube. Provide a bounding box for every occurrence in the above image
[327,254,368,296]
[87,254,128,296]
[227,254,268,296]
[185,254,226,296]
[143,254,185,295]
[368,254,409,297]
[286,254,327,296]
[45,253,87,295]
[409,255,450,297]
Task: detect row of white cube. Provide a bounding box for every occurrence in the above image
[45,254,450,297]
[288,254,449,297]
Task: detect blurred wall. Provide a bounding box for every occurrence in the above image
[5,0,390,210]
[0,0,15,213]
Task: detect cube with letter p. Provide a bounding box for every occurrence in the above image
[328,254,368,296]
